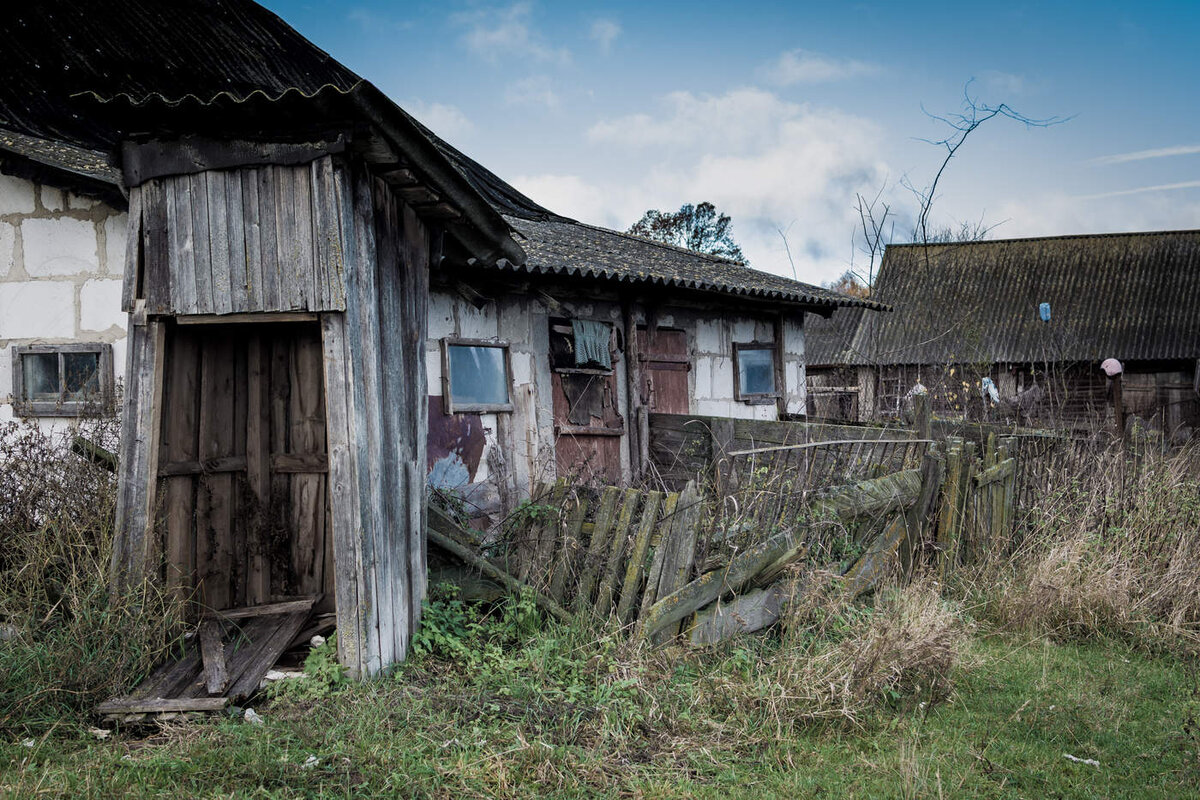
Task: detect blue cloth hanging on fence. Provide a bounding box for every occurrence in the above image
[572,319,611,368]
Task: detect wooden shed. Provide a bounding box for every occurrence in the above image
[5,0,533,677]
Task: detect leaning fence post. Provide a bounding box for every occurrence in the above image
[913,392,932,441]
[936,438,963,578]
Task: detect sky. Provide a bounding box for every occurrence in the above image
[263,1,1200,286]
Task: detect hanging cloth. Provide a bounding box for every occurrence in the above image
[572,320,611,369]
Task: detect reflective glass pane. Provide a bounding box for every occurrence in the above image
[63,352,101,400]
[449,345,509,406]
[738,348,775,396]
[22,353,59,402]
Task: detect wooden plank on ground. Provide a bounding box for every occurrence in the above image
[199,618,228,695]
[226,610,312,701]
[204,597,319,620]
[97,697,228,715]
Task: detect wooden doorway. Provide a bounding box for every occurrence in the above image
[157,321,331,616]
[637,326,690,414]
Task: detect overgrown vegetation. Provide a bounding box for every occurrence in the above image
[0,420,181,734]
[954,444,1200,655]
[3,428,1199,796]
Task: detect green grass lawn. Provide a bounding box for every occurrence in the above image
[3,633,1196,799]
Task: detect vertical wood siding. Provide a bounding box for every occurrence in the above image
[123,157,349,316]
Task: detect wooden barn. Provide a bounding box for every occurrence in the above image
[2,1,876,686]
[3,0,524,677]
[806,232,1200,437]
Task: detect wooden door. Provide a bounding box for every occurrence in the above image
[637,327,690,414]
[552,369,624,484]
[157,322,331,614]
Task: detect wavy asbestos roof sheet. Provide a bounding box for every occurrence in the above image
[499,216,883,309]
[845,231,1200,365]
[0,0,361,151]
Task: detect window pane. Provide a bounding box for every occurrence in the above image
[63,352,101,400]
[23,354,59,402]
[449,345,509,406]
[738,348,775,396]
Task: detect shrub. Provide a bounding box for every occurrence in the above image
[0,419,180,733]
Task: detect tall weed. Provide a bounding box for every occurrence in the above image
[0,420,180,733]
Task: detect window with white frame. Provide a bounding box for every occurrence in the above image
[12,343,114,416]
[733,342,778,404]
[441,338,513,413]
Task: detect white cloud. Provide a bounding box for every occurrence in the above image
[452,2,569,65]
[1092,144,1200,165]
[347,8,412,32]
[540,88,890,284]
[979,70,1028,96]
[761,49,878,86]
[992,189,1200,239]
[403,101,475,141]
[590,19,620,53]
[504,75,559,108]
[1076,180,1200,200]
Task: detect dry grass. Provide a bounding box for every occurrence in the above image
[958,443,1200,652]
[0,419,182,733]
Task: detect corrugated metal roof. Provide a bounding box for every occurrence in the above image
[841,231,1200,365]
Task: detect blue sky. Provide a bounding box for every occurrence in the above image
[263,1,1200,285]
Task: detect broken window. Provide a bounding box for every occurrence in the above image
[733,343,778,404]
[442,339,512,413]
[548,317,614,373]
[12,343,113,416]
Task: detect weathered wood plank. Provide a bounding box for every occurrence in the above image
[427,526,572,623]
[110,315,165,591]
[616,490,663,623]
[595,488,641,617]
[166,176,197,312]
[289,332,328,597]
[205,170,233,314]
[141,179,171,314]
[574,486,621,612]
[240,169,264,311]
[199,618,228,695]
[257,166,281,310]
[548,493,588,605]
[196,336,236,611]
[245,334,270,605]
[401,201,431,637]
[204,597,319,620]
[188,173,214,314]
[226,610,312,701]
[162,329,199,608]
[97,697,228,714]
[638,491,680,620]
[120,187,143,311]
[687,577,803,645]
[292,164,317,310]
[224,168,248,313]
[321,312,363,677]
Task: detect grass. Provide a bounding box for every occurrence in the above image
[1,631,1195,798]
[3,428,1199,797]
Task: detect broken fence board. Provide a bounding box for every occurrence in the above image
[616,490,663,623]
[594,488,641,617]
[199,618,229,696]
[574,487,621,613]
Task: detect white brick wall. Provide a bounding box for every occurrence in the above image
[0,175,128,428]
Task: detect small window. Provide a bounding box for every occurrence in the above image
[12,343,114,416]
[441,338,512,413]
[548,318,614,373]
[734,343,778,404]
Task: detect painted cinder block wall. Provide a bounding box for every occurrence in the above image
[425,286,807,514]
[0,173,128,430]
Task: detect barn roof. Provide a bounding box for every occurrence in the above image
[0,0,523,266]
[1,0,875,313]
[827,230,1200,366]
[418,123,881,311]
